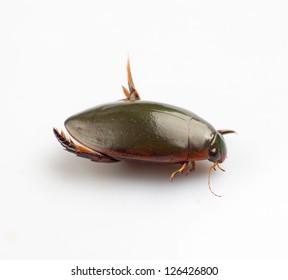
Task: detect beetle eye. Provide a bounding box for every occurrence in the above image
[209,148,219,162]
[209,148,217,157]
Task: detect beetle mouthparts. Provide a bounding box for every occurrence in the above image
[208,162,225,197]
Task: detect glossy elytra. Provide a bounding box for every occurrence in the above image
[54,60,235,196]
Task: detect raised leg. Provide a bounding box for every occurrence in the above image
[121,59,141,101]
[122,85,131,99]
[53,128,118,163]
[169,162,188,181]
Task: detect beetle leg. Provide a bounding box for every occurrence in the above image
[121,85,130,100]
[53,128,118,163]
[218,129,236,135]
[169,162,188,181]
[185,161,196,176]
[123,58,141,101]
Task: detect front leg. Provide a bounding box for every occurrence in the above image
[185,161,195,176]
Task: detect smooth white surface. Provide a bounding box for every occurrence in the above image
[0,0,287,260]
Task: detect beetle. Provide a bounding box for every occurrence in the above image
[54,60,235,196]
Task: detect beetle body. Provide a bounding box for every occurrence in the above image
[54,60,234,195]
[65,101,219,163]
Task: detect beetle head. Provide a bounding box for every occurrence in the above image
[208,132,227,163]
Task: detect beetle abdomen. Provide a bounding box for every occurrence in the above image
[65,101,205,163]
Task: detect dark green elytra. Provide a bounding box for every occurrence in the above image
[64,101,219,163]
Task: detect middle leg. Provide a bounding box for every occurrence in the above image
[169,162,188,181]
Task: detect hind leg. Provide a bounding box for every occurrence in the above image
[53,128,118,163]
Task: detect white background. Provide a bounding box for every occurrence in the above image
[0,0,288,263]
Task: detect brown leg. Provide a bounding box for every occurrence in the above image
[169,162,188,181]
[122,59,141,101]
[185,161,195,176]
[218,129,236,135]
[121,86,130,99]
[53,128,118,163]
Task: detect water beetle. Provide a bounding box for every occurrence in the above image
[54,60,235,196]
